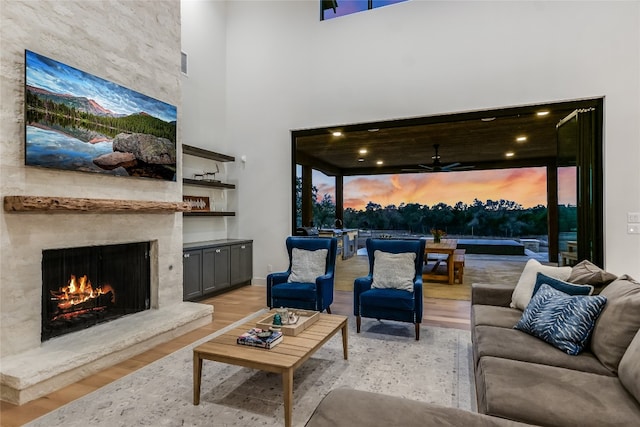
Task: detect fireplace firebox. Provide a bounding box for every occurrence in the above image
[41,242,151,341]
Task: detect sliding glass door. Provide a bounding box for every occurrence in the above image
[555,106,604,266]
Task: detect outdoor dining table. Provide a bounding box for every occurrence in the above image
[423,239,458,285]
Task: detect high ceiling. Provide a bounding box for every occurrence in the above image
[294,99,598,177]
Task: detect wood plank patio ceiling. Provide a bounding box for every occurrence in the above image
[294,100,592,177]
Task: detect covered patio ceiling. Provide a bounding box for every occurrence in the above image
[293,99,599,177]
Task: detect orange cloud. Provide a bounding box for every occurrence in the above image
[315,167,556,210]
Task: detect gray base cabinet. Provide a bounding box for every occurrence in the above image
[183,249,203,300]
[183,239,252,301]
[203,246,230,293]
[230,242,253,285]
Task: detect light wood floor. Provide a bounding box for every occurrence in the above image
[0,285,470,427]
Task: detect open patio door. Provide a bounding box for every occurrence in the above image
[555,106,604,267]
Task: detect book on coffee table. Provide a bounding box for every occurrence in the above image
[236,328,283,349]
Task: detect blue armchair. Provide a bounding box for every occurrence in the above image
[354,238,427,340]
[267,236,338,313]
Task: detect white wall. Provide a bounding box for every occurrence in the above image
[220,0,640,280]
[0,0,184,357]
[181,0,238,243]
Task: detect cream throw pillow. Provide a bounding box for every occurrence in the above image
[287,248,328,283]
[371,250,416,292]
[510,259,572,310]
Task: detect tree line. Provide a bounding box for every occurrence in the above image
[297,177,577,238]
[26,91,176,143]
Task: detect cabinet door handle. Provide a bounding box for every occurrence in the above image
[184,253,190,258]
[216,249,221,253]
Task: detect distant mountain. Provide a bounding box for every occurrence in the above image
[26,85,122,117]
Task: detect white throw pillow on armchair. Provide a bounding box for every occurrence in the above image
[287,248,328,283]
[510,258,572,310]
[371,250,417,292]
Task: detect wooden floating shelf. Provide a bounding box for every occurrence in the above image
[183,178,235,189]
[183,211,235,217]
[3,195,191,213]
[183,144,235,162]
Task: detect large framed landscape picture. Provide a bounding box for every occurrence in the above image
[25,50,177,181]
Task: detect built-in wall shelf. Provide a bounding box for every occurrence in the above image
[182,178,235,189]
[183,211,235,217]
[182,144,236,217]
[183,144,235,162]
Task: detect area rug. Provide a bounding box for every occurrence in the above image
[26,310,474,427]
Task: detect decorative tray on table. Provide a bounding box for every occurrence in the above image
[256,309,320,336]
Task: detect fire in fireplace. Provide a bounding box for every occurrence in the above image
[41,242,151,341]
[49,274,115,322]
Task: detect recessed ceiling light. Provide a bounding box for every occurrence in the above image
[332,131,342,137]
[516,136,527,142]
[357,158,365,162]
[376,160,383,165]
[359,148,368,154]
[536,111,550,116]
[505,151,515,157]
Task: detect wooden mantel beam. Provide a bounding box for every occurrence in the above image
[3,196,191,213]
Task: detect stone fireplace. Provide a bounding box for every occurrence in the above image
[41,242,151,342]
[0,201,213,405]
[0,0,208,407]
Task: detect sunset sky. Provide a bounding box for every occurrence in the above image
[311,167,577,210]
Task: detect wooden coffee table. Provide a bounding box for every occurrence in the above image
[193,311,348,427]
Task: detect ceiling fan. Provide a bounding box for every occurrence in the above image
[402,144,475,173]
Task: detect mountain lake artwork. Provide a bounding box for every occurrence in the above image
[25,50,177,181]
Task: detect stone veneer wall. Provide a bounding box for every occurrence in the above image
[0,0,187,358]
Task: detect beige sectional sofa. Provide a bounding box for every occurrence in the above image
[472,275,640,426]
[306,264,640,427]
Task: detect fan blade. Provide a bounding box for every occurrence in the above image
[442,162,461,170]
[402,164,435,173]
[449,165,475,171]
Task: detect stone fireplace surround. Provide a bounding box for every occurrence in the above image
[0,200,213,405]
[0,0,209,406]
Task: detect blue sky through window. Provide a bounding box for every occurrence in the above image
[322,0,408,21]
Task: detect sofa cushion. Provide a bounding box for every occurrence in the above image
[618,329,640,403]
[305,387,529,427]
[514,284,607,355]
[568,259,617,286]
[472,305,522,329]
[371,250,416,292]
[532,272,593,297]
[590,275,640,373]
[510,259,572,310]
[476,356,640,426]
[473,325,613,376]
[288,248,327,283]
[472,283,517,307]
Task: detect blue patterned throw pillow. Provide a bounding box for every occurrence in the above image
[514,284,607,355]
[532,272,594,297]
